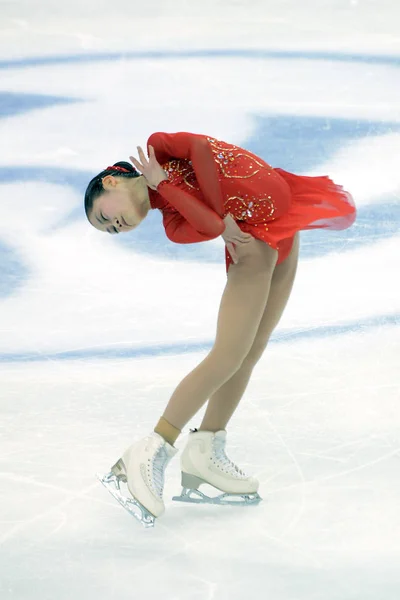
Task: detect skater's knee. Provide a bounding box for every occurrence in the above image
[207,346,247,378]
[242,335,271,368]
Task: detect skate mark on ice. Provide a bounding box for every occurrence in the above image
[312,446,400,484]
[276,382,398,412]
[0,477,110,546]
[267,446,400,497]
[296,452,347,463]
[264,415,307,540]
[42,511,68,540]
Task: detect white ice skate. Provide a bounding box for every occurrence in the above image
[97,432,178,528]
[173,429,262,506]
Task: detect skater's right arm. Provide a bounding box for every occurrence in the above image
[147,131,225,217]
[156,180,225,239]
[130,143,225,239]
[161,207,222,243]
[161,210,252,267]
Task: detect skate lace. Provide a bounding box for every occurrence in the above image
[151,445,169,499]
[213,437,247,478]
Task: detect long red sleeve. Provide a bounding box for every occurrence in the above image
[147,131,226,216]
[155,179,224,240]
[162,209,220,244]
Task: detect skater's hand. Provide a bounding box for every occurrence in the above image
[222,214,253,264]
[129,145,168,190]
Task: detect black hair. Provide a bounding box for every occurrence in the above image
[84,161,141,217]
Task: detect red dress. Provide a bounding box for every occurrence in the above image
[147,132,356,272]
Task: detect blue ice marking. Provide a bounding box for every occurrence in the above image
[0,313,397,363]
[0,91,81,119]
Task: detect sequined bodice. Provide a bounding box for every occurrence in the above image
[162,158,198,191]
[160,137,291,225]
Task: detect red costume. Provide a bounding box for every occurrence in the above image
[147,132,356,272]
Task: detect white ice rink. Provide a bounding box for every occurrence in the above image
[1,1,399,599]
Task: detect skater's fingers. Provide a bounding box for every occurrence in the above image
[234,235,252,244]
[148,145,158,162]
[137,146,149,166]
[226,242,239,264]
[129,156,145,173]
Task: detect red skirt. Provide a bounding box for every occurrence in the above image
[225,168,356,272]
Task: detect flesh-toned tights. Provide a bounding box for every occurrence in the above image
[161,234,300,432]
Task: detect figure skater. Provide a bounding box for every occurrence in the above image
[84,132,356,527]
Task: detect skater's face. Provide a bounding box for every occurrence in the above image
[88,175,150,234]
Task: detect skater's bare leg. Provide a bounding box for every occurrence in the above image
[200,233,300,432]
[158,239,278,436]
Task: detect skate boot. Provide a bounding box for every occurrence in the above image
[173,429,261,506]
[98,432,178,528]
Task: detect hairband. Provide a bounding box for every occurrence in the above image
[106,165,130,173]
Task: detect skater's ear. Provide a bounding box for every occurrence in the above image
[84,162,139,217]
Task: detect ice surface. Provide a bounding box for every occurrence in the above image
[0,1,399,599]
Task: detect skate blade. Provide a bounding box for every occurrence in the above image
[172,487,262,506]
[97,471,155,528]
